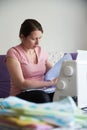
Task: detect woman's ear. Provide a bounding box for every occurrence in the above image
[20,34,24,39]
[20,34,25,42]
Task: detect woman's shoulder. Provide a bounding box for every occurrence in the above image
[6,44,23,59]
[7,44,21,53]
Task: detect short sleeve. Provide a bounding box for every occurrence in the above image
[6,47,19,61]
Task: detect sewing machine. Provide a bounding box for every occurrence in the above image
[53,50,87,109]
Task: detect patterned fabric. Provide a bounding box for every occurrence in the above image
[0,96,87,128]
[0,96,78,127]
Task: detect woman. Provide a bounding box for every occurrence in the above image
[6,19,58,103]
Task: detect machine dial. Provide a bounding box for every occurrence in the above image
[63,66,74,76]
[57,80,66,90]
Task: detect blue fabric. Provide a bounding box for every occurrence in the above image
[44,53,72,81]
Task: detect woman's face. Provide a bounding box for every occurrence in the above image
[21,30,43,49]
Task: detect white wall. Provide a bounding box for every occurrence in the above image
[0,0,87,54]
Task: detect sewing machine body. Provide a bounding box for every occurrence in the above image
[53,58,87,108]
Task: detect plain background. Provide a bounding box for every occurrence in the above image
[0,0,87,55]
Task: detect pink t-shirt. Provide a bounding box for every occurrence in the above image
[6,44,49,95]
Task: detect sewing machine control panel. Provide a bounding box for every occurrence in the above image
[56,60,77,94]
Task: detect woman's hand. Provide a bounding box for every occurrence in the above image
[50,78,58,86]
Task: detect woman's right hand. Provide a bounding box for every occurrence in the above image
[50,78,58,86]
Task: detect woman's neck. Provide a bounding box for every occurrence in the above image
[21,43,34,54]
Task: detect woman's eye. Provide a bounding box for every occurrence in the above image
[31,37,41,41]
[31,38,35,40]
[31,38,37,40]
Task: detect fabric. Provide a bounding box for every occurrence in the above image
[1,96,86,128]
[0,96,77,127]
[0,116,53,130]
[6,44,49,95]
[44,53,72,93]
[44,53,72,81]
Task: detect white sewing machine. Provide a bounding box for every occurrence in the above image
[53,50,87,108]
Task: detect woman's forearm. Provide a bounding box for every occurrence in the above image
[20,79,56,90]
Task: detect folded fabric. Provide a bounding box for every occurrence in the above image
[1,96,87,128]
[44,53,72,81]
[0,116,53,130]
[0,96,79,127]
